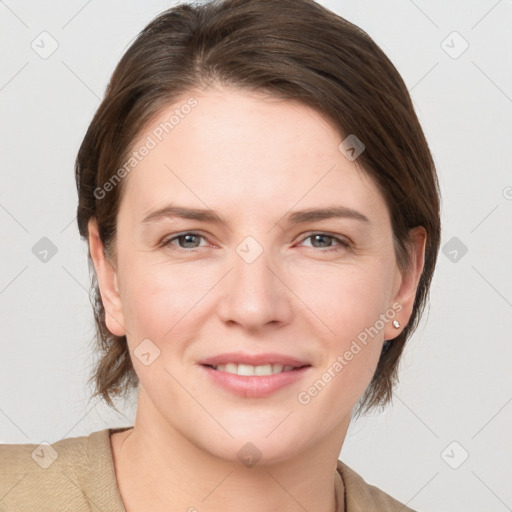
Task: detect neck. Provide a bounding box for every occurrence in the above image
[111,389,348,512]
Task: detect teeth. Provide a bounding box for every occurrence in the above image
[225,363,238,374]
[213,363,296,376]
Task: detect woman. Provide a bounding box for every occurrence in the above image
[0,0,440,510]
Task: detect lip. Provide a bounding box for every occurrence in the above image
[199,364,312,398]
[199,352,310,367]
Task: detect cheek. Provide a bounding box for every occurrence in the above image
[292,267,391,413]
[118,266,205,393]
[292,261,395,343]
[119,252,395,340]
[118,256,223,354]
[121,267,195,336]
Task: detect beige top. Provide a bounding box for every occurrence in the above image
[0,427,417,511]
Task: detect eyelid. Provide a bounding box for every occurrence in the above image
[159,230,352,251]
[159,231,212,249]
[299,230,351,242]
[298,231,352,249]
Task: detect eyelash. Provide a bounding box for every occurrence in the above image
[160,231,351,253]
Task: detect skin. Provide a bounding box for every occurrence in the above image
[89,86,426,512]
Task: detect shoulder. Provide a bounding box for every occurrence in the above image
[0,429,91,472]
[337,460,418,512]
[0,428,126,512]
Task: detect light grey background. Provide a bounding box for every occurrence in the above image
[1,1,511,511]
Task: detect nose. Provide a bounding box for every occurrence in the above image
[216,238,293,331]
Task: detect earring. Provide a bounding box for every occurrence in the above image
[392,320,400,329]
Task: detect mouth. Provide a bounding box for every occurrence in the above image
[198,355,312,398]
[202,362,310,376]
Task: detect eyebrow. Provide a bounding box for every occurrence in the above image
[141,204,370,226]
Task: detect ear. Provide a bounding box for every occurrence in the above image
[88,219,126,337]
[383,226,427,341]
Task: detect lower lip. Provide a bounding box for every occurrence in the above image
[199,364,312,398]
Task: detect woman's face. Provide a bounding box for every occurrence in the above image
[91,87,424,464]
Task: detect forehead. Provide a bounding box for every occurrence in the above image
[120,88,388,224]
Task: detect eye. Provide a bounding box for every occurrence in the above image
[159,231,351,252]
[299,232,351,252]
[160,232,209,250]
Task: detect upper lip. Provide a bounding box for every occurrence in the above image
[199,352,311,368]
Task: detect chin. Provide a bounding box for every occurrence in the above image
[212,442,303,467]
[196,426,311,467]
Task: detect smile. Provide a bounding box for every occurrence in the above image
[200,363,312,398]
[206,363,299,376]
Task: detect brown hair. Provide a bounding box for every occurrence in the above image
[76,0,441,417]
